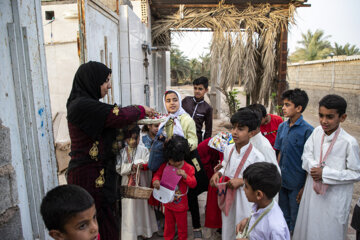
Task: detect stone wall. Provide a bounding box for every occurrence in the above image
[0,119,23,239]
[287,56,360,124]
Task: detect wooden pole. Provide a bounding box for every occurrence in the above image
[276,23,288,115]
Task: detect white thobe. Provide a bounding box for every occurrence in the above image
[116,145,158,240]
[219,143,265,240]
[250,132,281,202]
[248,201,290,240]
[250,132,280,173]
[293,126,360,240]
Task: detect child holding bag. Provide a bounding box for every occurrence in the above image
[116,126,157,239]
[153,135,197,240]
[154,90,208,239]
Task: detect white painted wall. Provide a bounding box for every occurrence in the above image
[1,0,58,238]
[42,3,79,118]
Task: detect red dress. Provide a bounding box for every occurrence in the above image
[260,114,283,147]
[197,138,224,229]
[152,162,197,240]
[67,105,145,240]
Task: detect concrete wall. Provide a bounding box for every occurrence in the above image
[288,56,360,124]
[1,0,58,238]
[0,120,23,239]
[42,3,79,118]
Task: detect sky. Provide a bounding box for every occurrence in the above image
[171,0,360,59]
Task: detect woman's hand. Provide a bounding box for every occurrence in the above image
[153,180,160,190]
[143,106,156,117]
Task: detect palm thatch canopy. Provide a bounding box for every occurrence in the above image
[150,0,309,114]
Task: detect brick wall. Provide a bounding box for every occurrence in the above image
[287,57,360,124]
[0,119,23,239]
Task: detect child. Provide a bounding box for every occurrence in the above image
[293,94,360,240]
[236,162,290,240]
[210,109,268,240]
[274,88,313,233]
[152,135,197,240]
[40,184,100,240]
[182,76,213,144]
[257,103,283,147]
[140,123,160,149]
[160,90,209,239]
[116,126,157,239]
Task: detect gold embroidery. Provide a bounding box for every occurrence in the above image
[89,141,99,160]
[95,169,105,188]
[191,158,201,172]
[113,106,119,116]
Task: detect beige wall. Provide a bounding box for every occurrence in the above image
[287,57,360,123]
[42,3,80,118]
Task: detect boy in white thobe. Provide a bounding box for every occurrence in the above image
[210,109,272,240]
[293,95,360,240]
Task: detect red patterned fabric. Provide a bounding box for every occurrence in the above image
[260,114,283,147]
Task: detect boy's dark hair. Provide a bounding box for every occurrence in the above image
[247,104,267,118]
[231,108,259,131]
[246,104,265,128]
[319,94,347,116]
[163,135,190,162]
[193,76,209,89]
[281,88,309,113]
[243,162,281,199]
[124,125,140,139]
[40,184,94,232]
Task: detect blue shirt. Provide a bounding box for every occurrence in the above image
[274,115,313,190]
[142,134,153,150]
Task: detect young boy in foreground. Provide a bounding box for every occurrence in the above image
[40,184,99,240]
[210,109,267,240]
[293,94,360,240]
[274,88,313,233]
[182,76,213,144]
[236,162,290,240]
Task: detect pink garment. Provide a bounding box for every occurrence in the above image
[313,127,341,195]
[217,144,253,216]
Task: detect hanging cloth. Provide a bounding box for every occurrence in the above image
[217,144,253,216]
[313,127,341,195]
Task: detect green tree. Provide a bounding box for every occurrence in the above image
[189,58,202,81]
[289,29,333,62]
[333,43,360,56]
[198,52,211,80]
[170,46,189,84]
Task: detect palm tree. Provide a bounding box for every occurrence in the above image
[289,29,333,62]
[189,58,202,81]
[333,43,360,56]
[170,46,189,84]
[199,52,211,80]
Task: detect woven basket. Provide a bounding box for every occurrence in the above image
[120,165,153,199]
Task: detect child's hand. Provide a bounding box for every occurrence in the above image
[144,106,156,117]
[227,178,244,189]
[214,162,223,172]
[210,172,221,187]
[236,217,248,234]
[132,164,137,172]
[153,180,160,190]
[310,167,323,181]
[296,187,304,204]
[176,169,187,179]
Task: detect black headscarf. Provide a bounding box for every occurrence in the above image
[67,61,113,140]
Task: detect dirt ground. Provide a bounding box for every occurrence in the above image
[167,85,360,240]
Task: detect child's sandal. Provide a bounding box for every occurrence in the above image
[193,229,203,240]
